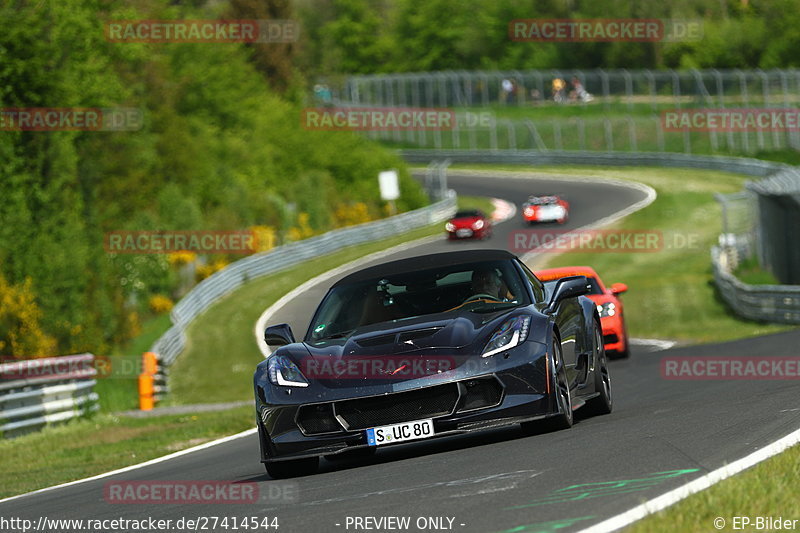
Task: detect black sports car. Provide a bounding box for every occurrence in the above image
[253,249,612,478]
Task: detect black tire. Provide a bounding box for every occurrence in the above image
[586,321,613,416]
[265,457,319,479]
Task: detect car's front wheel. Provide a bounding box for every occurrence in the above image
[547,338,574,429]
[265,457,319,479]
[586,321,613,415]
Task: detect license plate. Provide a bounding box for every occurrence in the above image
[366,419,434,446]
[456,228,472,237]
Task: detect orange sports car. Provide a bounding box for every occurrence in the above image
[534,266,630,358]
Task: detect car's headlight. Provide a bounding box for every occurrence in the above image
[523,207,534,217]
[472,219,484,230]
[482,316,531,358]
[445,222,455,232]
[268,355,309,387]
[597,302,616,317]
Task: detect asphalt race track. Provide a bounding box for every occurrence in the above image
[3,172,800,533]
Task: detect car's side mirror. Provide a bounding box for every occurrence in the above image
[545,276,590,313]
[610,282,628,295]
[264,324,295,346]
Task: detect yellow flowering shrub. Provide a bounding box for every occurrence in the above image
[334,202,372,227]
[195,258,230,281]
[167,251,197,267]
[287,212,315,241]
[249,226,277,253]
[0,275,57,358]
[148,294,174,314]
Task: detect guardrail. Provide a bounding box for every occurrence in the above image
[0,354,99,438]
[149,196,458,390]
[711,246,800,324]
[338,69,800,110]
[333,68,800,154]
[400,149,787,176]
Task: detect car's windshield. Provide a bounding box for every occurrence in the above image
[526,196,558,205]
[453,209,483,218]
[542,275,603,299]
[307,260,530,342]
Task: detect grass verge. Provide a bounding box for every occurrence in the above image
[734,256,781,285]
[0,406,254,499]
[626,443,800,532]
[452,164,794,343]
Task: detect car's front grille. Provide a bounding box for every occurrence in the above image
[457,377,503,412]
[335,383,459,430]
[297,403,342,435]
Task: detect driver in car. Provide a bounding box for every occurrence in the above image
[469,268,508,301]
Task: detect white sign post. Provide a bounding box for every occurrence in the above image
[378,169,400,214]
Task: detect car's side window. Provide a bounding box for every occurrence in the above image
[518,261,546,303]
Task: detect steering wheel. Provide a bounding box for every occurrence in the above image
[445,293,502,312]
[462,293,502,304]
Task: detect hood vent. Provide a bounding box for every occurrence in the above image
[355,326,444,348]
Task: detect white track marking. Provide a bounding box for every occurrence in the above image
[0,428,257,504]
[574,425,800,532]
[629,338,677,351]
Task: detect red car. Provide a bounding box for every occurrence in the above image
[522,195,569,224]
[534,266,630,358]
[445,209,492,240]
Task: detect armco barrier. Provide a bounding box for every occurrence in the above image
[712,246,800,324]
[0,354,99,438]
[149,196,457,381]
[400,149,787,177]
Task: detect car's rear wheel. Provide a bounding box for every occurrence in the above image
[586,321,613,415]
[265,457,319,479]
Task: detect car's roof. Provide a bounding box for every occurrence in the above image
[534,266,599,280]
[333,249,518,286]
